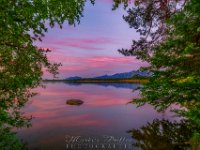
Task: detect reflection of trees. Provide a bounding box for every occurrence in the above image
[128,119,200,150]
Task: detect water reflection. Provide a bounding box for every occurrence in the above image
[128,119,200,150]
[64,82,141,90]
[1,82,199,149]
[16,82,176,149]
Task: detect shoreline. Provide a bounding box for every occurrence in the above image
[43,78,149,83]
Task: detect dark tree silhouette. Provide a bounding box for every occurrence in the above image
[119,0,200,126]
[128,119,200,150]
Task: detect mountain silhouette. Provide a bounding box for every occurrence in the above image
[66,70,151,80]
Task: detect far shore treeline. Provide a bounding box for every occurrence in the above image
[43,76,149,83]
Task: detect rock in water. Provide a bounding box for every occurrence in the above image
[66,99,84,106]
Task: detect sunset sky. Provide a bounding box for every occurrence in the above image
[35,1,147,79]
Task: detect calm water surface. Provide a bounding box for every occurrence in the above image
[16,82,177,150]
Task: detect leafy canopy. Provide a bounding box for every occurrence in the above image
[0,0,96,90]
[0,1,95,148]
[119,0,200,126]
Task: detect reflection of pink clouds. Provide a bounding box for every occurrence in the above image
[22,83,134,134]
[30,83,135,108]
[30,111,57,118]
[26,114,110,147]
[33,88,88,98]
[20,112,110,148]
[19,83,177,150]
[34,114,109,127]
[86,94,128,106]
[21,112,110,146]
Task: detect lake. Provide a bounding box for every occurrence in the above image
[16,82,181,150]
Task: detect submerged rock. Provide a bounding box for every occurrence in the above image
[66,99,84,106]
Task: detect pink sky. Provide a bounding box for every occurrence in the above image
[35,0,147,79]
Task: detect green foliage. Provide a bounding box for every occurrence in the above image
[0,127,27,150]
[112,0,133,10]
[0,1,95,149]
[0,89,32,150]
[0,0,95,90]
[119,0,200,143]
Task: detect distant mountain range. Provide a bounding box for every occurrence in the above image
[66,70,151,80]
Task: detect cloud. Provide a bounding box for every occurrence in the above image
[87,56,135,63]
[57,37,118,50]
[37,37,117,51]
[46,55,145,77]
[47,54,138,65]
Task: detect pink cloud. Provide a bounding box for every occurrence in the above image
[42,53,148,78]
[37,37,117,51]
[56,37,117,50]
[48,53,137,64]
[47,55,139,72]
[87,56,135,63]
